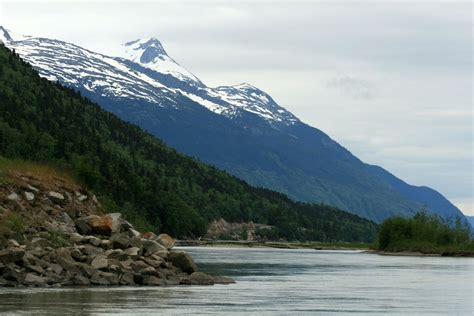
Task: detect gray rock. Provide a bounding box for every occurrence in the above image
[69,233,83,244]
[119,259,134,271]
[24,191,35,201]
[128,228,141,238]
[7,239,20,247]
[143,255,164,268]
[90,271,119,285]
[0,248,25,264]
[75,216,94,235]
[26,184,39,192]
[100,239,113,250]
[81,244,104,257]
[119,272,136,285]
[123,247,140,258]
[91,256,108,270]
[26,265,44,274]
[55,249,82,275]
[23,273,49,286]
[77,194,88,202]
[110,233,130,249]
[47,263,63,275]
[141,239,166,257]
[108,213,123,233]
[213,276,236,284]
[63,212,74,225]
[2,264,22,281]
[181,272,214,286]
[7,192,20,201]
[0,277,8,286]
[105,249,128,261]
[138,275,164,286]
[130,260,149,273]
[70,247,86,262]
[168,251,198,274]
[128,236,142,249]
[48,191,65,203]
[72,274,90,286]
[165,275,181,286]
[84,236,102,247]
[139,266,160,277]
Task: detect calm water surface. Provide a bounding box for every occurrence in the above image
[0,247,472,315]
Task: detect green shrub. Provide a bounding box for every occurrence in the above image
[377,212,473,253]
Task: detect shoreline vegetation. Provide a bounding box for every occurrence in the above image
[177,240,474,257]
[375,212,474,257]
[178,212,474,257]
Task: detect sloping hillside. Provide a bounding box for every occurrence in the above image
[0,45,377,242]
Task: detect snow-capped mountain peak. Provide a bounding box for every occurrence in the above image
[2,27,298,125]
[0,27,12,43]
[0,26,32,43]
[123,37,168,62]
[120,37,201,83]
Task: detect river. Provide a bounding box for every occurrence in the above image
[0,247,472,315]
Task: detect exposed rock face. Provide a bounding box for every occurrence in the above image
[0,170,234,287]
[168,251,198,274]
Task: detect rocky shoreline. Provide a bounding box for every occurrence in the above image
[0,169,234,287]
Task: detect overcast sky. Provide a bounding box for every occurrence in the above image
[2,1,473,215]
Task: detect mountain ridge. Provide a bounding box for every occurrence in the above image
[0,26,466,223]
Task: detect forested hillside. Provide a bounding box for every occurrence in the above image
[0,45,377,242]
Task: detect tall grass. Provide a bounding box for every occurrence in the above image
[0,156,76,187]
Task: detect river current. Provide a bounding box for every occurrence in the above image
[0,247,472,315]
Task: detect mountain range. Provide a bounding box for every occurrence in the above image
[0,26,466,223]
[0,43,377,241]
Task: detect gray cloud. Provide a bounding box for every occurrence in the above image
[2,0,472,214]
[326,75,373,100]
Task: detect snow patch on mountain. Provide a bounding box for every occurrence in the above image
[120,37,201,84]
[1,26,299,125]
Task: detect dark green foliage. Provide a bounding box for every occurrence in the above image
[0,46,377,241]
[377,212,473,253]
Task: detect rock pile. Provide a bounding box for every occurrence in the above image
[0,170,234,287]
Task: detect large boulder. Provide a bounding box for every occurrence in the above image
[181,272,214,285]
[141,239,166,257]
[168,251,198,274]
[91,256,108,270]
[0,248,25,264]
[72,274,90,286]
[108,213,133,234]
[157,234,175,249]
[123,247,141,259]
[23,273,49,286]
[90,271,119,285]
[119,272,136,285]
[110,233,131,249]
[75,215,112,235]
